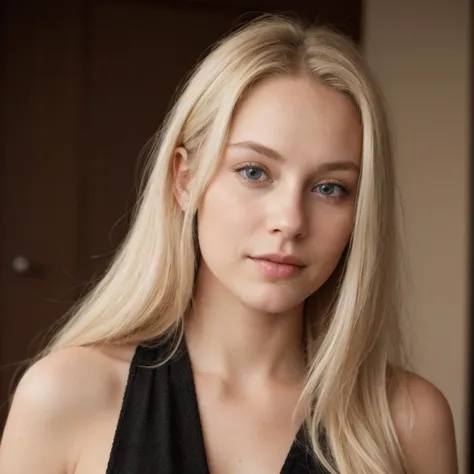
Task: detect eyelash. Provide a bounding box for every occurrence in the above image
[233,162,271,183]
[232,163,350,200]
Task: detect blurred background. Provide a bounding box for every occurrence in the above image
[0,0,471,471]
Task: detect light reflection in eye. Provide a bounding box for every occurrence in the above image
[314,182,348,198]
[235,165,268,181]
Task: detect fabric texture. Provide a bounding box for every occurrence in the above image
[106,339,328,473]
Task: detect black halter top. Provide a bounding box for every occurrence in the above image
[105,339,328,473]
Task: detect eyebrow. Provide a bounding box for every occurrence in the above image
[227,140,360,173]
[228,140,285,162]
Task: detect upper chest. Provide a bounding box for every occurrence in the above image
[193,372,306,474]
[72,348,319,474]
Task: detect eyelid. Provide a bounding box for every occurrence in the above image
[233,162,272,180]
[232,161,269,172]
[313,180,350,198]
[314,179,348,189]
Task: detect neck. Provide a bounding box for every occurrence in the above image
[185,265,306,383]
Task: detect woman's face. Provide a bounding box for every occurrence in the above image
[188,74,361,314]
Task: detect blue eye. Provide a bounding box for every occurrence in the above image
[237,166,267,181]
[315,183,347,197]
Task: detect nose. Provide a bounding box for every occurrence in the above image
[266,188,307,240]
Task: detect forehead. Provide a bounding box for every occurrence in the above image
[227,74,362,163]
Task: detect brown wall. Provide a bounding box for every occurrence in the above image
[363,0,470,471]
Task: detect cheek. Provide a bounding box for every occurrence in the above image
[313,206,354,259]
[197,178,256,258]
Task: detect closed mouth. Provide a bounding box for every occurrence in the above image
[249,253,305,267]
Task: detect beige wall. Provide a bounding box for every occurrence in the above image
[363,0,470,471]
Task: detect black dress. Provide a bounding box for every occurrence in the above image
[105,339,328,473]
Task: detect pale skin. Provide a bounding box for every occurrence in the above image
[0,75,458,474]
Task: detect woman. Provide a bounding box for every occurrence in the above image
[0,14,457,474]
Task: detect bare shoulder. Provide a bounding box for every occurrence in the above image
[8,344,134,421]
[0,344,136,473]
[390,370,458,474]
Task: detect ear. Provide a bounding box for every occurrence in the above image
[172,146,191,211]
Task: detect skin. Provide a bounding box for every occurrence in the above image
[0,75,458,474]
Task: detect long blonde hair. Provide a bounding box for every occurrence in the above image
[43,14,407,474]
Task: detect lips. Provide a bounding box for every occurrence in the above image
[249,253,305,279]
[250,253,305,267]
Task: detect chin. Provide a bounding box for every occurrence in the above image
[237,284,306,315]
